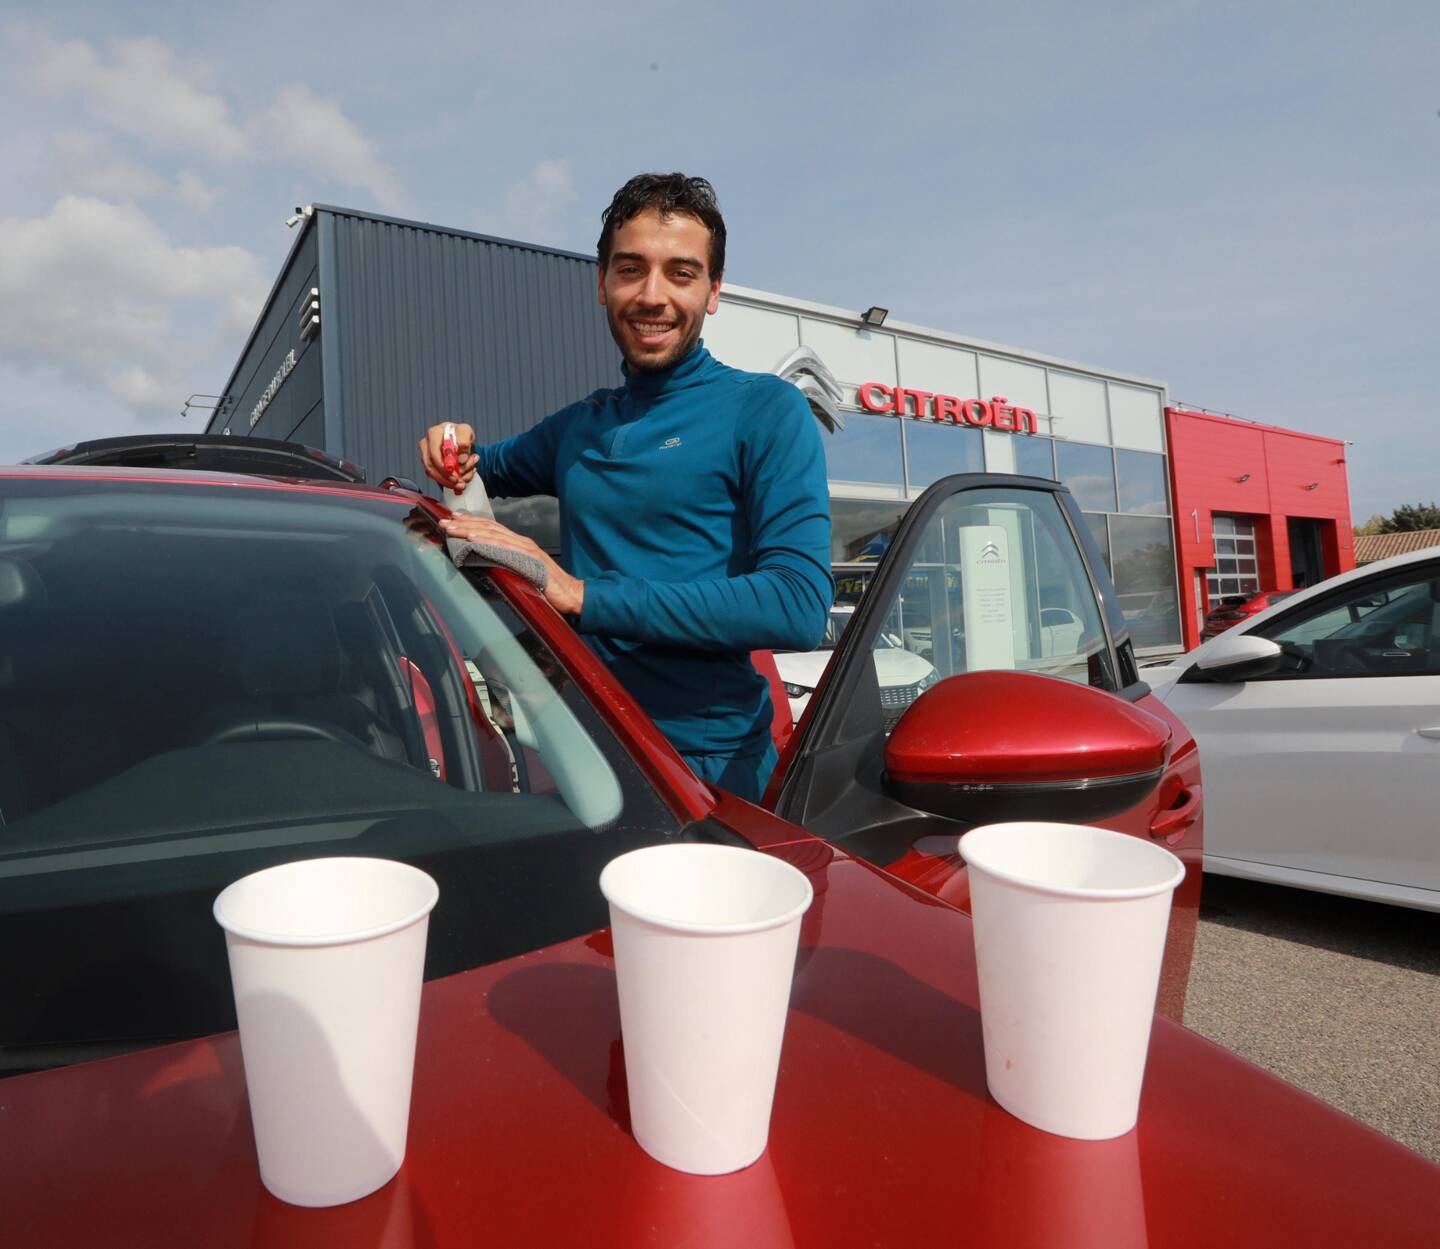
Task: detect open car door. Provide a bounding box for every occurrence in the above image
[769,473,1204,1018]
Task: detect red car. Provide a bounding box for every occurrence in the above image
[0,459,1433,1246]
[1201,588,1299,639]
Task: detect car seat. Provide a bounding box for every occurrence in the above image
[195,581,401,758]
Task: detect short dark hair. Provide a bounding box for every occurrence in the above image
[597,173,726,280]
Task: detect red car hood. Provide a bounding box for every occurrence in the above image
[1,822,1434,1248]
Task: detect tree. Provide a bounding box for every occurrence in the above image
[1377,503,1440,533]
[1353,515,1388,536]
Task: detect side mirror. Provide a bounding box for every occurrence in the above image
[883,670,1172,825]
[1191,633,1285,682]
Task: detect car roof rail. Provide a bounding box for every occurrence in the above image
[23,434,367,484]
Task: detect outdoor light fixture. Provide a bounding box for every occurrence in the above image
[1235,473,1251,483]
[861,306,889,328]
[180,393,231,420]
[1304,481,1320,490]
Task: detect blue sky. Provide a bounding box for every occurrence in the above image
[1,1,1435,521]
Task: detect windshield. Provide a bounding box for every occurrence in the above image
[0,477,693,1075]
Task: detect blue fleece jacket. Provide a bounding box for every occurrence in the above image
[474,343,833,759]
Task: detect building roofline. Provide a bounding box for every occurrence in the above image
[1165,404,1349,448]
[308,203,600,264]
[718,281,1169,393]
[207,204,604,433]
[206,209,321,432]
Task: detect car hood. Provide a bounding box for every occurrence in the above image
[773,648,832,689]
[3,806,1434,1247]
[775,647,935,691]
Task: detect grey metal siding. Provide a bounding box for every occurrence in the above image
[208,230,324,443]
[329,211,617,489]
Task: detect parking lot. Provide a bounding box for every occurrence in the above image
[1185,874,1439,1162]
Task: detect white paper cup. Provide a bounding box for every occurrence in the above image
[599,844,813,1175]
[214,857,439,1206]
[958,822,1185,1140]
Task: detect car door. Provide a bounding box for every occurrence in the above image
[1164,556,1440,900]
[772,474,1142,865]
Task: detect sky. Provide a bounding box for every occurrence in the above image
[0,1,1435,522]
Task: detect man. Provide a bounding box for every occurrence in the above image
[421,173,831,801]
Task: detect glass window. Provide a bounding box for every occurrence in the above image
[493,495,561,554]
[905,422,984,491]
[0,478,696,1075]
[823,413,903,486]
[1014,435,1057,480]
[1107,384,1164,453]
[978,355,1049,415]
[896,338,978,398]
[1258,562,1440,677]
[1115,450,1168,516]
[1110,516,1181,649]
[1048,372,1109,444]
[860,487,1116,731]
[830,497,908,565]
[1083,513,1112,576]
[1055,441,1118,513]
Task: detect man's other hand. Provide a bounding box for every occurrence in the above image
[419,422,479,492]
[440,514,585,617]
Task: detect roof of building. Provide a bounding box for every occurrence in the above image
[1165,405,1348,448]
[1353,528,1440,564]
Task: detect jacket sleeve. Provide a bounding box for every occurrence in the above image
[578,380,833,652]
[473,404,573,498]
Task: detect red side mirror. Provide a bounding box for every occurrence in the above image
[883,671,1172,825]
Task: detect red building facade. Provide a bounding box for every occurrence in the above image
[1165,407,1355,649]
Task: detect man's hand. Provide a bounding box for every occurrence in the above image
[440,514,585,617]
[419,422,480,493]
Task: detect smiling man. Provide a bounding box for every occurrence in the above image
[420,173,832,801]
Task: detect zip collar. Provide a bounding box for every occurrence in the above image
[621,342,718,400]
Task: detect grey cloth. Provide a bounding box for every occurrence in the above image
[443,476,549,591]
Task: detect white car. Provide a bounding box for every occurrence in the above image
[1145,547,1440,911]
[776,607,939,726]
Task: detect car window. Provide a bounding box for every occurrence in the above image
[0,478,696,1076]
[1257,563,1440,677]
[860,487,1115,729]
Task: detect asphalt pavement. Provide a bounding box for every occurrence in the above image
[1183,873,1439,1163]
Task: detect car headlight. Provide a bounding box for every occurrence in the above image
[782,682,812,698]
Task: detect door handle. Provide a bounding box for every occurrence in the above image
[1149,785,1201,846]
[1417,728,1440,740]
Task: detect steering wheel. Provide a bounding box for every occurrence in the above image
[200,716,372,752]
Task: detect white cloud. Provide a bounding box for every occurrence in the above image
[175,171,219,215]
[109,364,185,414]
[52,131,218,212]
[24,29,248,161]
[265,85,413,214]
[486,159,578,246]
[0,196,268,417]
[55,131,171,201]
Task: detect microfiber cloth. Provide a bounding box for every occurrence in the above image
[444,476,550,591]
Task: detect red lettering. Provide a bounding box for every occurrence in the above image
[907,390,934,420]
[990,396,1014,432]
[1014,406,1038,434]
[934,393,962,424]
[858,382,894,414]
[961,399,992,427]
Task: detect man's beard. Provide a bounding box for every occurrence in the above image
[606,307,702,374]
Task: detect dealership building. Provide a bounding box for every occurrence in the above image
[210,204,1354,654]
